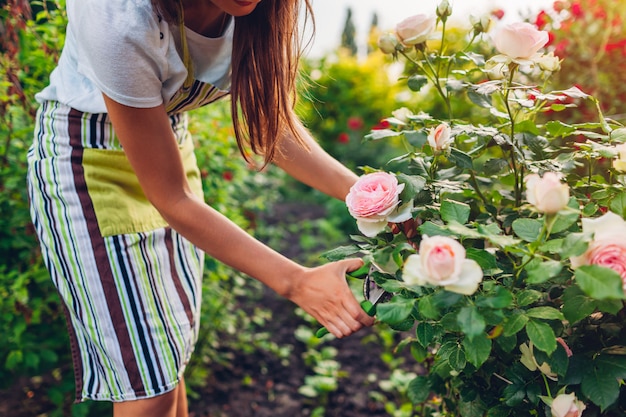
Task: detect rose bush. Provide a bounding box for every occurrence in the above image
[323,3,626,416]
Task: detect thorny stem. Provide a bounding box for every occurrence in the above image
[542,373,552,398]
[400,48,452,120]
[503,64,523,207]
[469,170,490,208]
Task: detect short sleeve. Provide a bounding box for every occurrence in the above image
[68,0,168,108]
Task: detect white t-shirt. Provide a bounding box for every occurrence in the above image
[36,0,233,114]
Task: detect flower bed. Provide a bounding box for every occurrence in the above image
[325,2,626,416]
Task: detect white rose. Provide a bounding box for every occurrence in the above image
[536,52,561,72]
[613,143,626,173]
[403,235,483,295]
[395,14,437,46]
[378,32,400,55]
[525,172,570,214]
[551,393,586,417]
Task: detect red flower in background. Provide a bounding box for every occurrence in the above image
[491,9,505,20]
[371,120,391,130]
[337,132,350,143]
[571,2,583,18]
[554,39,570,57]
[347,116,364,131]
[223,171,234,181]
[535,10,549,29]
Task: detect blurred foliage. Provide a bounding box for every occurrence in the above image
[532,0,626,123]
[298,50,412,172]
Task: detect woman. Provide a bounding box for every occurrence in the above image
[27,0,374,415]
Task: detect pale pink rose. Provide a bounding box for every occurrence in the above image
[427,123,453,151]
[395,14,437,46]
[613,143,626,173]
[551,393,586,417]
[346,172,411,237]
[571,212,626,289]
[403,235,483,295]
[492,22,549,59]
[525,172,570,214]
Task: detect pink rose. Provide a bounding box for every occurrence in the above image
[570,212,626,289]
[525,172,570,214]
[427,123,453,151]
[492,22,549,59]
[395,14,436,46]
[551,393,586,417]
[346,172,411,237]
[403,235,483,295]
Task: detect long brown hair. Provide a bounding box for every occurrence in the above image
[151,0,314,165]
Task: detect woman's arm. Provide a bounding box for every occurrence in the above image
[103,95,373,337]
[272,120,358,201]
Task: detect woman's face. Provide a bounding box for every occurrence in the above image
[210,0,262,16]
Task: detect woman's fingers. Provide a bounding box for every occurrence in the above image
[288,258,378,338]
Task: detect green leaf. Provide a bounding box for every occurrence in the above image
[546,120,576,137]
[418,295,441,319]
[526,319,556,354]
[609,192,626,218]
[459,399,487,417]
[321,245,361,261]
[595,298,625,314]
[475,286,513,308]
[525,260,563,284]
[516,290,543,307]
[404,130,428,148]
[448,346,467,371]
[462,333,492,369]
[561,294,596,323]
[418,221,454,237]
[364,129,402,141]
[441,199,471,224]
[525,306,564,320]
[581,365,621,411]
[483,158,509,176]
[416,322,435,347]
[411,342,428,362]
[397,173,426,201]
[511,218,542,242]
[559,232,591,258]
[376,297,415,324]
[407,376,432,404]
[550,205,580,234]
[457,306,486,340]
[496,334,518,353]
[503,313,528,337]
[407,75,429,92]
[466,248,499,272]
[596,355,626,380]
[575,265,626,300]
[5,350,23,370]
[449,148,473,169]
[468,89,493,108]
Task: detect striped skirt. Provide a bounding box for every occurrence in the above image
[27,101,204,402]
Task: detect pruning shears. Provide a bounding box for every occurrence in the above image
[315,264,391,338]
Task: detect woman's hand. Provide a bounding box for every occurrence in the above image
[286,258,375,338]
